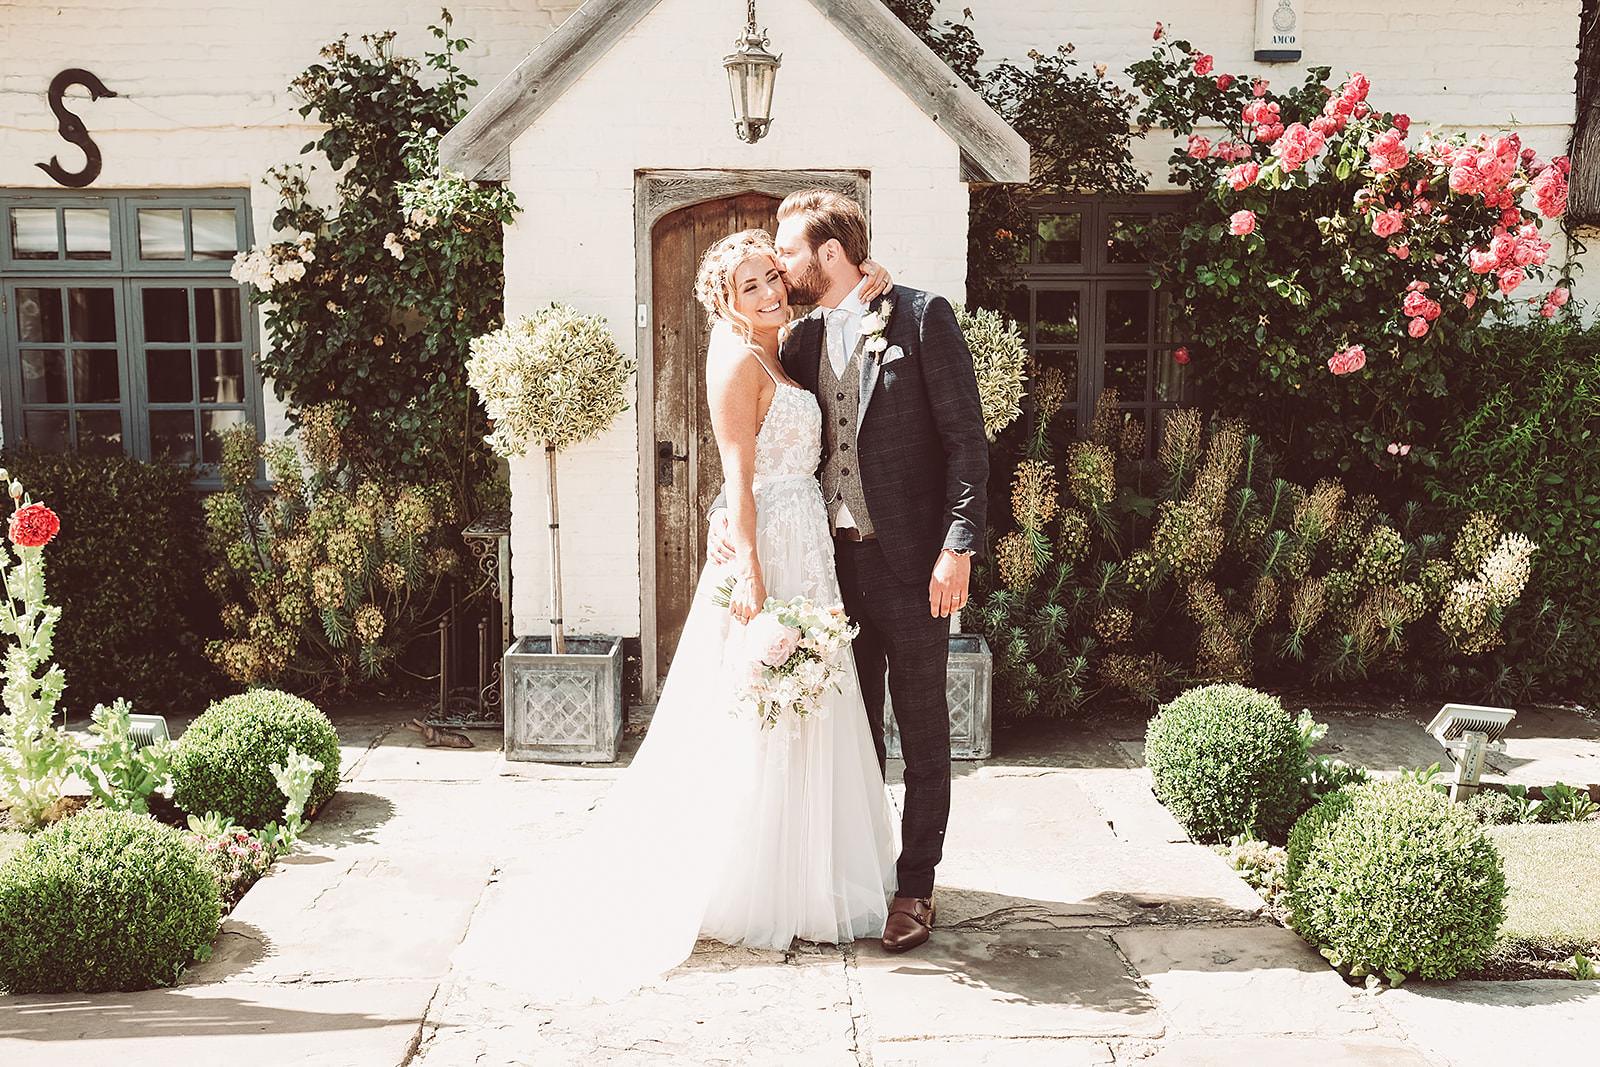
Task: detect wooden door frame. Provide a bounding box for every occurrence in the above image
[634,168,869,703]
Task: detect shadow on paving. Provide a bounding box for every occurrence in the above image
[298,789,397,850]
[0,987,406,1042]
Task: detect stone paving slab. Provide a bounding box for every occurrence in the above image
[1374,980,1600,1064]
[1056,768,1191,845]
[1130,1036,1438,1065]
[937,843,1264,930]
[944,769,1118,851]
[853,929,1163,1042]
[1113,926,1382,1038]
[0,978,436,1067]
[874,1037,1114,1065]
[416,943,857,1067]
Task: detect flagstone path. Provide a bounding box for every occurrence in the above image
[1,700,1595,1065]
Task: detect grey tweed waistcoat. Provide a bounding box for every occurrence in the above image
[817,334,874,536]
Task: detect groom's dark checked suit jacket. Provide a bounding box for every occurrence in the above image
[780,285,989,581]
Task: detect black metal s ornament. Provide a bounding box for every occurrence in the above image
[36,68,118,188]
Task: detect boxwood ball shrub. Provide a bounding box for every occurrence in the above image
[1287,780,1507,982]
[171,690,341,827]
[0,809,221,992]
[1145,684,1305,843]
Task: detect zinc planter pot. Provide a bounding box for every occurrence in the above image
[503,635,624,763]
[885,634,993,761]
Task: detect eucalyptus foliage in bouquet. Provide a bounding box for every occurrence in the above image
[0,478,76,829]
[468,304,635,652]
[955,305,1029,441]
[204,402,458,690]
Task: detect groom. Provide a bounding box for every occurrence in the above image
[710,189,988,953]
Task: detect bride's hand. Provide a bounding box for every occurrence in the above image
[859,259,893,301]
[728,571,766,625]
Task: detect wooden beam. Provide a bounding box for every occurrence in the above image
[438,0,659,180]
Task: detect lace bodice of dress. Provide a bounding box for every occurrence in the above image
[753,383,821,488]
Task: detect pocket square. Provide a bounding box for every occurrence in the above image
[881,344,906,365]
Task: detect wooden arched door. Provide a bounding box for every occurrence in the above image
[650,192,781,674]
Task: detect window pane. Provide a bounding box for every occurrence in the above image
[16,288,64,343]
[73,349,120,403]
[1035,213,1082,263]
[64,208,113,261]
[142,287,190,342]
[195,288,242,343]
[10,208,58,259]
[1156,351,1186,402]
[150,410,197,462]
[76,411,123,456]
[138,209,185,260]
[20,349,68,404]
[199,348,244,403]
[201,409,248,463]
[1004,285,1030,336]
[1036,290,1080,343]
[24,411,69,451]
[1106,214,1158,265]
[1105,290,1150,343]
[68,288,117,342]
[1105,350,1147,401]
[147,349,194,403]
[191,209,239,259]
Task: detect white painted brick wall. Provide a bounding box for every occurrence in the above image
[1,1,582,438]
[503,0,971,640]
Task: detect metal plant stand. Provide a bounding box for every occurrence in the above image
[429,511,513,729]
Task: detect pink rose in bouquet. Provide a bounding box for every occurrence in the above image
[746,612,802,668]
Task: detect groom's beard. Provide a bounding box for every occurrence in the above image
[783,261,827,306]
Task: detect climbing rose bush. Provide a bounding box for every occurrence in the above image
[1129,29,1570,484]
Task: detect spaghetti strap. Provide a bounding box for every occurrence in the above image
[751,352,781,387]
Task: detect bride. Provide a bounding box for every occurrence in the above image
[498,230,897,1000]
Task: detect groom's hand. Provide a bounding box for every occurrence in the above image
[929,549,972,618]
[707,510,736,565]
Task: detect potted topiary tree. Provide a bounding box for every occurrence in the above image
[468,304,636,762]
[883,308,1027,761]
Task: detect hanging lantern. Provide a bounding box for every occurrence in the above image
[723,0,781,144]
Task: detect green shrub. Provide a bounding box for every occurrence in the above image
[170,690,341,827]
[1287,780,1507,983]
[1427,319,1600,705]
[1466,790,1524,826]
[0,809,220,992]
[0,448,221,715]
[1145,684,1306,843]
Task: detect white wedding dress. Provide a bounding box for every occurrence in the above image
[496,331,896,1001]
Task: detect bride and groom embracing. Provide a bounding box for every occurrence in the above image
[521,189,987,999]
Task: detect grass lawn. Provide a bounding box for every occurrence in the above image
[1486,822,1600,975]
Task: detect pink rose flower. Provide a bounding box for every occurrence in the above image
[1252,78,1270,97]
[1227,162,1261,190]
[1328,344,1367,376]
[1497,266,1526,294]
[1389,244,1410,260]
[1229,209,1257,236]
[1272,122,1325,171]
[1393,113,1411,134]
[1422,299,1442,321]
[1408,316,1429,338]
[1343,72,1371,102]
[1371,209,1405,239]
[1216,73,1235,91]
[1401,290,1430,317]
[1173,346,1191,365]
[1540,303,1557,319]
[1194,53,1215,76]
[1548,285,1571,307]
[746,614,802,668]
[1187,134,1212,159]
[1154,21,1165,39]
[1468,249,1499,275]
[1463,290,1478,309]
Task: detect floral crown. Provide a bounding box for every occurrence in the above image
[694,229,780,324]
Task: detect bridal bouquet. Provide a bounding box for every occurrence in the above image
[712,580,859,730]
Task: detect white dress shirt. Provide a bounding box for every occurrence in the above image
[822,278,872,531]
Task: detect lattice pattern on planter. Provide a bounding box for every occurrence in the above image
[512,668,599,747]
[503,636,624,763]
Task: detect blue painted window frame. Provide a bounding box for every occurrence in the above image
[0,188,262,484]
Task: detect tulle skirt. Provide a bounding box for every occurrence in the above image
[491,477,896,1001]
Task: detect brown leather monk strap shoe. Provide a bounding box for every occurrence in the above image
[881,895,935,953]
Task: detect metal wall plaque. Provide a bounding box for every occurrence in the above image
[1255,0,1303,62]
[36,69,117,188]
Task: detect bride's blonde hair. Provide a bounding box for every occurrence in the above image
[694,229,788,345]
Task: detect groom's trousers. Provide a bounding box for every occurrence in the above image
[835,537,951,900]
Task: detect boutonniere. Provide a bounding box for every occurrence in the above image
[859,300,893,355]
